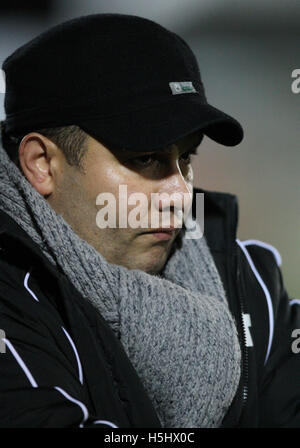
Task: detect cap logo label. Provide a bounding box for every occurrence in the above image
[169,81,196,95]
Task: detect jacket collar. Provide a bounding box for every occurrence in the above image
[0,208,61,278]
[193,186,239,252]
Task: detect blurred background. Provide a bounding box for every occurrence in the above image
[0,0,299,297]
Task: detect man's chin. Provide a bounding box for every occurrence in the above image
[136,246,172,275]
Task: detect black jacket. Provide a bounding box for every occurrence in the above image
[0,187,299,428]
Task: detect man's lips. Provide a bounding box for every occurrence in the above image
[146,227,176,233]
[142,225,181,234]
[141,227,180,240]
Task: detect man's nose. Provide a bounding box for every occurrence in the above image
[154,168,193,223]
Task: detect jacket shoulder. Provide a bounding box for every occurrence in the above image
[237,239,282,268]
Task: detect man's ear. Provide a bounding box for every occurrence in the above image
[18,133,64,197]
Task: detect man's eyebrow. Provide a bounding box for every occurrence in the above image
[121,143,200,157]
[118,148,156,156]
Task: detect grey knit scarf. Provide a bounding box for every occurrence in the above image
[0,141,241,428]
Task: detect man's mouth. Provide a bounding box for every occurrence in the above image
[142,227,179,240]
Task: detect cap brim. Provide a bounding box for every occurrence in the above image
[78,95,243,152]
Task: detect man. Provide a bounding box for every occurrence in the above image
[0,13,299,428]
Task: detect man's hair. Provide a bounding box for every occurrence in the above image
[1,124,89,171]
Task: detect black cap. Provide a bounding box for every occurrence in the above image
[2,13,243,152]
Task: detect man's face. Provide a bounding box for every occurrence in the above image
[49,132,201,274]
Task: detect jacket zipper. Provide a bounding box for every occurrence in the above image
[235,242,249,413]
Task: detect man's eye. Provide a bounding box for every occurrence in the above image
[130,150,196,167]
[131,155,157,167]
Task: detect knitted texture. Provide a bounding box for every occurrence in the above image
[0,142,241,427]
